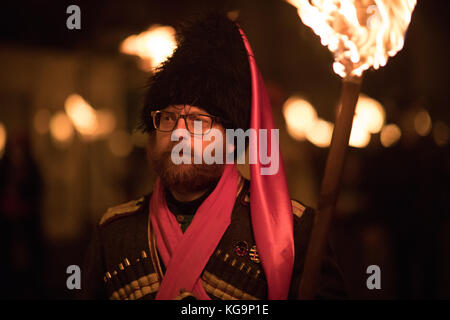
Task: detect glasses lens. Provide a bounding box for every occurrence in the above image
[186,114,213,134]
[153,111,214,134]
[156,111,177,131]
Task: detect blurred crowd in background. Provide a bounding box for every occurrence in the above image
[0,0,448,299]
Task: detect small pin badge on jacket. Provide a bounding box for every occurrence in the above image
[235,241,249,257]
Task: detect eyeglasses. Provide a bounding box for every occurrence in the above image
[150,110,219,135]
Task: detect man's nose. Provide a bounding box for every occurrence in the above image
[174,116,187,131]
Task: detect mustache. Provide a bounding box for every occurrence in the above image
[147,138,225,194]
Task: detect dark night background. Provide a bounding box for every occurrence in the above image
[0,0,448,299]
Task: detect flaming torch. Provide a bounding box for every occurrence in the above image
[286,0,417,299]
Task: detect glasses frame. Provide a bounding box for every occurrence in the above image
[150,110,219,135]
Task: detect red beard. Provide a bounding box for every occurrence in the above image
[147,136,225,194]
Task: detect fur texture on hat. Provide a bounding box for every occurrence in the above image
[139,12,251,133]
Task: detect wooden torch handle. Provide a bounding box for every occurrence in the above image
[297,77,362,299]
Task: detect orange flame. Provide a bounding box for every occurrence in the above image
[287,0,416,78]
[120,25,176,71]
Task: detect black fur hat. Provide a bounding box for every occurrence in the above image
[139,12,251,133]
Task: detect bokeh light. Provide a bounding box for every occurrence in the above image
[49,111,75,147]
[354,94,385,134]
[283,96,318,141]
[380,123,402,148]
[306,118,334,148]
[349,120,371,148]
[414,109,432,136]
[432,121,449,147]
[64,94,98,138]
[120,25,176,71]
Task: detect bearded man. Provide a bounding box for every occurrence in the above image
[81,13,346,300]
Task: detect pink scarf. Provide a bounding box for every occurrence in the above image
[151,164,239,299]
[149,26,294,300]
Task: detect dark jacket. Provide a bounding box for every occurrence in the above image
[80,178,347,300]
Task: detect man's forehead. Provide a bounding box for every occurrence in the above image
[163,105,210,115]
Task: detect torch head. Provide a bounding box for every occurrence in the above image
[287,0,417,79]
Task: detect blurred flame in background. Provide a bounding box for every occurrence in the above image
[349,93,385,147]
[120,25,177,71]
[33,94,120,152]
[353,94,385,134]
[0,122,6,158]
[380,123,401,147]
[282,96,318,140]
[432,121,449,147]
[64,94,99,138]
[306,118,335,147]
[349,119,371,148]
[64,94,116,141]
[413,109,432,137]
[49,111,74,147]
[287,0,417,78]
[283,93,385,148]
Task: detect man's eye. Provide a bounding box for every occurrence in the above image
[161,113,176,121]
